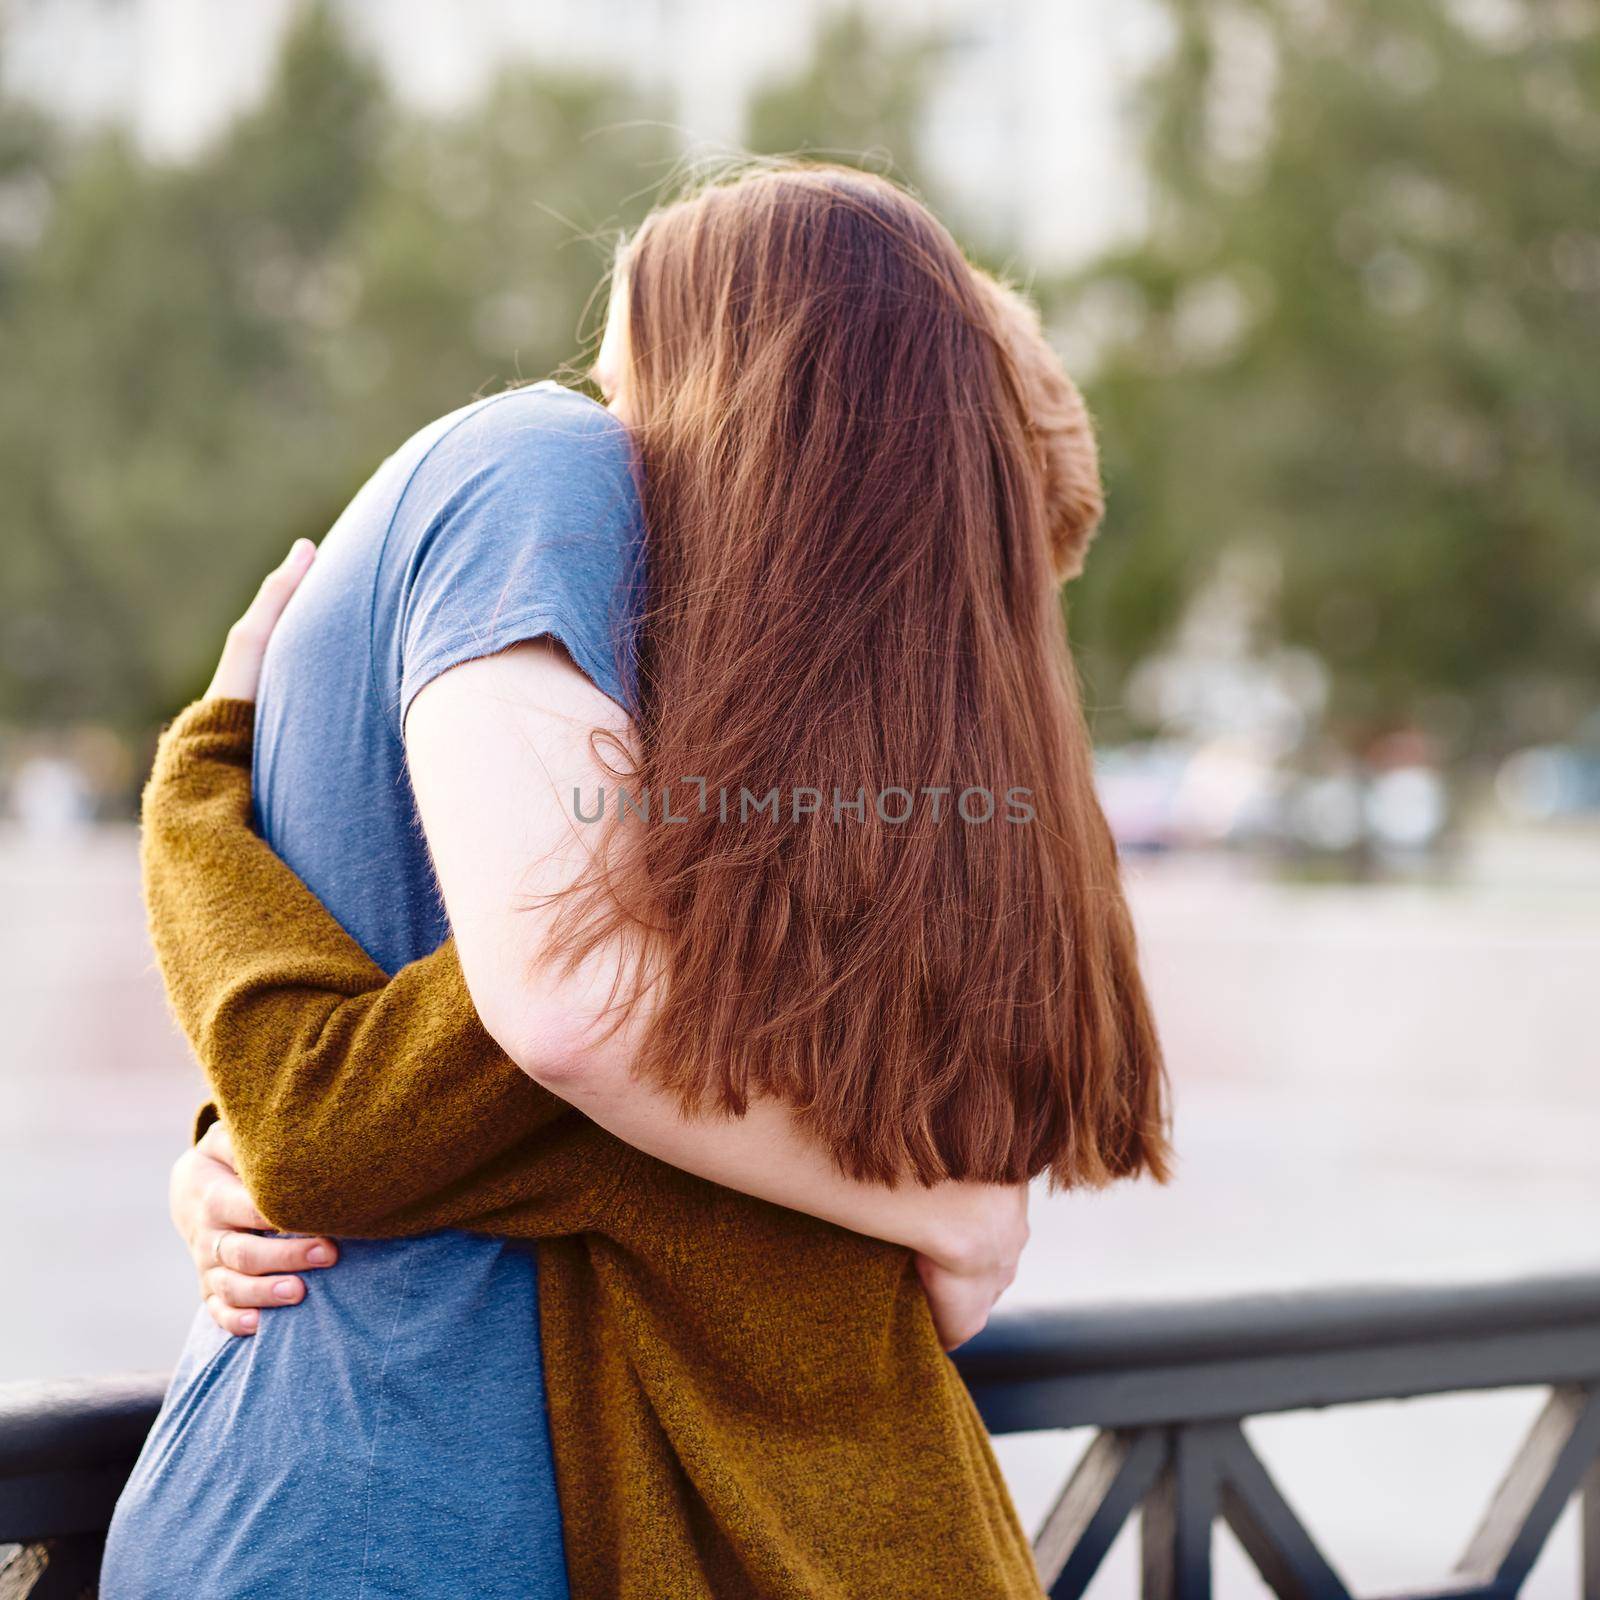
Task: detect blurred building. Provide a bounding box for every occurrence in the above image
[0,0,1163,266]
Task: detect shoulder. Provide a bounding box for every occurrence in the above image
[378,384,644,721]
[379,380,643,612]
[443,379,628,446]
[404,381,637,510]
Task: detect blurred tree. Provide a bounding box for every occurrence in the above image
[1058,0,1600,757]
[0,78,72,719]
[0,0,1002,759]
[10,0,1594,773]
[746,7,944,201]
[2,2,945,746]
[1,7,393,730]
[0,3,670,736]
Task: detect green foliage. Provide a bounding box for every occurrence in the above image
[1059,0,1600,755]
[0,4,671,732]
[5,0,1596,772]
[745,7,944,197]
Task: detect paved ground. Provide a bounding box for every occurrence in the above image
[3,828,1597,1595]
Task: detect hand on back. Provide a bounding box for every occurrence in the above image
[915,1182,1030,1350]
[169,1121,339,1337]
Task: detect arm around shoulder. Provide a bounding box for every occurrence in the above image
[140,698,636,1239]
[405,646,1031,1284]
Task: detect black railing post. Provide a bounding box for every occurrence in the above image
[1580,1451,1599,1600]
[1140,1425,1216,1600]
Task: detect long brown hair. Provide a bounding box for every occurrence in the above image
[556,162,1170,1189]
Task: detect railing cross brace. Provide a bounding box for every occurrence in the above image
[1035,1420,1349,1600]
[1452,1385,1600,1596]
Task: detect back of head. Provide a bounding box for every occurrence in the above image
[967,268,1104,584]
[563,162,1170,1188]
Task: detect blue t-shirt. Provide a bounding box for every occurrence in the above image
[102,383,645,1600]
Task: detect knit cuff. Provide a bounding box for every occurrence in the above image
[193,1100,222,1146]
[143,697,256,820]
[152,697,255,782]
[170,697,256,744]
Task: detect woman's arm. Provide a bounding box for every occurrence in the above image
[147,691,1020,1302]
[151,546,1025,1341]
[142,693,642,1241]
[143,544,639,1243]
[405,637,1026,1274]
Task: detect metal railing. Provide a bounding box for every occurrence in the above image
[4,1272,1599,1598]
[959,1272,1600,1598]
[0,1371,166,1599]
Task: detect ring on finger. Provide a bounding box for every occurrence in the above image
[211,1230,230,1270]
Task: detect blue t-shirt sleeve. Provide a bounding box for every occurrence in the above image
[374,382,644,734]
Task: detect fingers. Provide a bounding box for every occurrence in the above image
[936,1306,988,1352]
[199,1231,339,1340]
[914,1255,995,1351]
[200,1173,272,1235]
[204,538,317,702]
[237,538,316,641]
[215,1228,337,1277]
[178,1118,340,1342]
[206,1293,260,1338]
[197,1118,238,1172]
[203,1264,307,1311]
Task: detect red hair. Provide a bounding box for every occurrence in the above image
[556,164,1170,1188]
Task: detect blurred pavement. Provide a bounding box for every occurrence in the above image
[2,829,1597,1595]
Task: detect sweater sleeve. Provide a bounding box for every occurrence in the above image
[141,695,642,1240]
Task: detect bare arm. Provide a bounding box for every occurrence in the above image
[162,546,1023,1344]
[406,639,1026,1280]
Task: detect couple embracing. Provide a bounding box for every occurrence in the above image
[103,162,1169,1600]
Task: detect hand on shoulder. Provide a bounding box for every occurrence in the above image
[203,539,317,703]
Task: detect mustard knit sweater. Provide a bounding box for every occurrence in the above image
[140,698,1043,1600]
